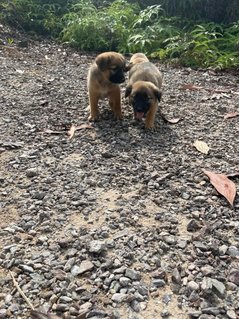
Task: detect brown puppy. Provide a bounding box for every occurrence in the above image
[87,52,128,121]
[125,53,163,129]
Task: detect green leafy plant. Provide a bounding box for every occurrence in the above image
[62,0,138,51]
[152,21,239,69]
[128,6,180,53]
[0,0,69,36]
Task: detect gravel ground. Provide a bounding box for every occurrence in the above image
[0,27,239,319]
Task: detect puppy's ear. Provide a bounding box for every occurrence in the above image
[124,63,132,72]
[95,55,110,71]
[154,88,162,102]
[125,85,132,98]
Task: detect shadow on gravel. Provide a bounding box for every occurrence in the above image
[89,109,178,155]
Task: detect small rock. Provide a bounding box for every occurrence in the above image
[26,168,39,177]
[171,268,181,284]
[55,303,68,311]
[5,294,13,304]
[89,240,106,254]
[227,309,237,319]
[119,277,131,287]
[0,309,7,318]
[201,265,214,276]
[201,307,220,315]
[37,235,48,244]
[130,300,146,312]
[8,303,20,312]
[32,191,46,200]
[112,293,126,303]
[187,219,201,232]
[201,277,213,294]
[125,269,141,281]
[162,294,171,305]
[152,279,166,288]
[218,244,228,255]
[228,269,239,285]
[194,241,208,251]
[211,278,226,297]
[182,192,191,200]
[188,310,202,318]
[161,309,170,317]
[163,235,176,245]
[71,260,94,276]
[20,264,34,273]
[187,280,199,291]
[177,239,187,249]
[227,245,239,257]
[59,296,72,303]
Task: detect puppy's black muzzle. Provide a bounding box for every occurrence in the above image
[110,69,125,84]
[132,97,150,115]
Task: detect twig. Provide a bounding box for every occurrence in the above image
[9,270,35,310]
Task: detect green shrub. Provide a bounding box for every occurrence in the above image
[0,0,69,36]
[152,22,239,69]
[62,0,138,52]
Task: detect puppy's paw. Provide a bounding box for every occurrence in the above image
[114,114,123,121]
[88,114,99,122]
[145,124,155,130]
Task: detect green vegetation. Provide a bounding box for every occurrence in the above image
[0,0,239,70]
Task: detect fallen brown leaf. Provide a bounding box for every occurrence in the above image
[68,123,94,140]
[193,140,209,154]
[203,169,237,207]
[224,112,239,119]
[68,124,77,140]
[77,123,94,130]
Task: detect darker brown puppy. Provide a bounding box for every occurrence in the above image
[125,53,163,129]
[87,52,128,121]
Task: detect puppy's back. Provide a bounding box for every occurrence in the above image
[129,62,163,89]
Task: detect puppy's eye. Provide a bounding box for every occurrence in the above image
[110,65,118,71]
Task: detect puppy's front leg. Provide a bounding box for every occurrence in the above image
[145,103,157,129]
[88,91,100,121]
[109,86,122,120]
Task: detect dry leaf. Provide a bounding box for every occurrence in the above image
[166,117,181,124]
[203,169,237,207]
[180,83,203,91]
[77,123,93,130]
[68,123,94,140]
[224,112,239,119]
[193,140,209,154]
[68,124,77,140]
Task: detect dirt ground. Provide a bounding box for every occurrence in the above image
[0,27,239,319]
